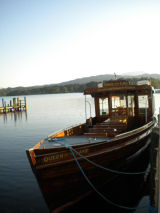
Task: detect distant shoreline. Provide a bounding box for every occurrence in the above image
[0,76,160,97]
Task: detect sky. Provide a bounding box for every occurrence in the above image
[0,0,160,88]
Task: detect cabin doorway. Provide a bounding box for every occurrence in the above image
[111,96,127,116]
[111,95,135,118]
[128,95,135,116]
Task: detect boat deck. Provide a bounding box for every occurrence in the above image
[39,136,110,149]
[38,118,128,149]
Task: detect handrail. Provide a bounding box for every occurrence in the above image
[115,120,154,139]
[85,95,92,120]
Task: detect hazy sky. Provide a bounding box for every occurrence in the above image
[1,0,160,88]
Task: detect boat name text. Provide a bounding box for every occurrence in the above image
[43,149,88,163]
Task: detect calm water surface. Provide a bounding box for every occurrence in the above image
[0,93,160,213]
[0,93,93,213]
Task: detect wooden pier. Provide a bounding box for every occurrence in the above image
[0,97,27,113]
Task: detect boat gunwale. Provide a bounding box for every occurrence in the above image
[114,120,154,139]
[47,122,86,138]
[29,119,155,153]
[35,125,153,170]
[31,120,155,170]
[31,122,88,150]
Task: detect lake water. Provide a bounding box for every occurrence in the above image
[0,93,160,213]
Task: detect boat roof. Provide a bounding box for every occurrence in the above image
[84,80,153,96]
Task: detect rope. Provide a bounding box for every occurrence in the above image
[53,140,148,175]
[51,140,148,210]
[148,202,158,213]
[68,146,147,210]
[71,146,148,175]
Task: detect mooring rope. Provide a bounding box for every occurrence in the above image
[53,140,148,175]
[51,140,148,210]
[70,146,148,175]
[68,146,147,210]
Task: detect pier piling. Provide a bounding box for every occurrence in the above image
[150,111,160,213]
[0,97,27,114]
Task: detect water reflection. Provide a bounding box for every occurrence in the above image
[1,110,27,124]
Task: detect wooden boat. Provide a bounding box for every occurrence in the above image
[26,80,156,212]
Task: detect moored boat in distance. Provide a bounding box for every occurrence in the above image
[26,80,156,212]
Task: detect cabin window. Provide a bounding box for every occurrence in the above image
[138,95,148,114]
[99,98,109,115]
[112,96,126,108]
[138,95,148,108]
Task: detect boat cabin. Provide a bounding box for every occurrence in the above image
[84,80,154,129]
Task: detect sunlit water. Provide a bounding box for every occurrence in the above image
[0,93,160,213]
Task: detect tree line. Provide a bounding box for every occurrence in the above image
[0,82,98,96]
[0,78,160,96]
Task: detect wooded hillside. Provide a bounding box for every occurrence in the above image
[0,77,160,96]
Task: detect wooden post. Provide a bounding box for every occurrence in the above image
[17,97,19,106]
[12,98,14,112]
[158,111,160,213]
[13,98,16,111]
[145,101,148,124]
[108,95,112,116]
[149,111,160,213]
[4,101,6,113]
[125,94,129,116]
[2,98,4,107]
[20,100,22,111]
[10,100,12,112]
[148,91,153,121]
[134,93,139,119]
[94,97,100,117]
[24,97,27,109]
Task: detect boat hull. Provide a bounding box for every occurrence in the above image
[27,121,155,212]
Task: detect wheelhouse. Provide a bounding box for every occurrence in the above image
[84,80,154,128]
